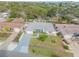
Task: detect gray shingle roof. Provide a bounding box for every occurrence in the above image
[26,22,55,32]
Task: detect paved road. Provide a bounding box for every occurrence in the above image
[14,33,32,53]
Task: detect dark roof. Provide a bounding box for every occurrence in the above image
[26,22,55,32]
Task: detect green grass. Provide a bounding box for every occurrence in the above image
[38,32,48,41]
[0,37,8,42]
[29,34,73,57]
[0,33,11,42]
[29,47,59,57]
[30,35,63,49]
[29,46,73,57]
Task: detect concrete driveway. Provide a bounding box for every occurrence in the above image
[14,33,32,53]
[69,41,79,57]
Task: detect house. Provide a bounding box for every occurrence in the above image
[0,18,25,32]
[26,22,57,35]
[72,18,79,22]
[1,12,9,18]
[55,24,79,40]
[0,22,24,32]
[0,12,10,22]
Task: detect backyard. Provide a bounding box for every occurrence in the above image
[29,32,73,57]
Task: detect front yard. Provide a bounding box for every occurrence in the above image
[29,32,73,57]
[0,33,11,42]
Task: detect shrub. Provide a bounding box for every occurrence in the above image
[32,49,35,53]
[7,18,14,22]
[57,32,63,38]
[38,32,48,41]
[2,26,11,32]
[63,45,69,50]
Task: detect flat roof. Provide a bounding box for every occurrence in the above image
[26,22,55,32]
[56,24,79,35]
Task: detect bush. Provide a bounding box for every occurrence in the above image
[63,45,69,50]
[38,32,48,41]
[7,18,14,22]
[32,49,35,53]
[2,26,11,32]
[57,32,63,38]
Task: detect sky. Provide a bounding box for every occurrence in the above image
[0,0,79,2]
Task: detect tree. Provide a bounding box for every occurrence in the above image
[2,26,11,32]
[63,45,69,50]
[7,18,14,22]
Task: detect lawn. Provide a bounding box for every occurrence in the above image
[29,46,73,57]
[0,33,11,42]
[30,35,64,50]
[29,32,73,57]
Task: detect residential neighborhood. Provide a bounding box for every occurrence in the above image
[0,1,79,57]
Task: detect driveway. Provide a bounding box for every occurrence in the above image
[14,33,32,53]
[69,41,79,57]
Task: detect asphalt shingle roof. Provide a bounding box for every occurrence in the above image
[26,22,55,32]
